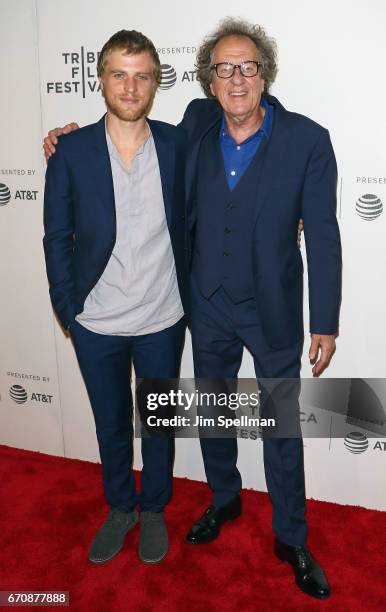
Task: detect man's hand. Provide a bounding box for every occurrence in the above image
[309,334,336,376]
[297,218,304,247]
[43,123,80,161]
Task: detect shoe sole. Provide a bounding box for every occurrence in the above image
[138,548,168,564]
[89,544,125,564]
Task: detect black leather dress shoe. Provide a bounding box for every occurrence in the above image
[274,539,331,599]
[186,495,241,544]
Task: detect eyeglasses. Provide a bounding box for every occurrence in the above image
[210,61,262,79]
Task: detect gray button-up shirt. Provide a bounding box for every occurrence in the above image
[76,124,184,336]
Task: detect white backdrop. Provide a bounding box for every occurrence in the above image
[1,0,385,510]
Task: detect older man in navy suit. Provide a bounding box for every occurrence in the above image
[43,30,188,565]
[180,19,341,600]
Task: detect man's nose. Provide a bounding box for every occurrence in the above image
[230,66,244,84]
[123,76,137,91]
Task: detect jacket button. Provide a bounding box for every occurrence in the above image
[224,227,231,234]
[223,251,230,257]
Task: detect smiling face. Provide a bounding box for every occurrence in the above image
[209,35,265,124]
[99,48,157,122]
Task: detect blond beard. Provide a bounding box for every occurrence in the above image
[103,91,156,123]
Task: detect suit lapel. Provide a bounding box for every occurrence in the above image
[148,119,175,228]
[250,98,292,224]
[90,115,115,217]
[185,113,222,217]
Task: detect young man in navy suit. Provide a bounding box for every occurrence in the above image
[43,30,188,565]
[44,19,341,600]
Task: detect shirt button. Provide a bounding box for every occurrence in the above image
[230,170,236,176]
[236,146,241,151]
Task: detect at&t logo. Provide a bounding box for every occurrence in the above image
[160,64,177,90]
[9,385,28,404]
[0,183,38,205]
[159,64,198,90]
[344,432,386,453]
[355,194,383,220]
[0,183,11,206]
[9,385,53,405]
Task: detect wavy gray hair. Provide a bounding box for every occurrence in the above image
[195,17,278,98]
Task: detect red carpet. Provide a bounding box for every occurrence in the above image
[0,444,385,611]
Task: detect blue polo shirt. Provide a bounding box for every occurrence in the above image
[220,96,273,190]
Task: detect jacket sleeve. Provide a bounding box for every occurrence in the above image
[178,99,199,134]
[43,142,76,330]
[177,98,220,135]
[302,128,342,335]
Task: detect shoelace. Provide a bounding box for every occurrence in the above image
[195,506,216,526]
[294,546,312,570]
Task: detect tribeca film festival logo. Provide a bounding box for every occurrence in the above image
[236,409,318,441]
[355,176,385,220]
[9,385,53,405]
[46,48,198,97]
[46,48,101,97]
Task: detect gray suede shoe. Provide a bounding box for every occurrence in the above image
[89,508,138,564]
[138,511,168,564]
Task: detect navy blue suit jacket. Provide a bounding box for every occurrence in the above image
[180,95,342,349]
[43,115,188,330]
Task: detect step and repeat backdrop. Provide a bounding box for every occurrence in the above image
[1,0,385,510]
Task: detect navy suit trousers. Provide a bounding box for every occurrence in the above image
[190,275,307,546]
[70,317,185,513]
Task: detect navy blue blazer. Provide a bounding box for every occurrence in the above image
[43,115,188,330]
[180,95,342,349]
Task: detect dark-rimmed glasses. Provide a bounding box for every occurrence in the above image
[210,61,262,79]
